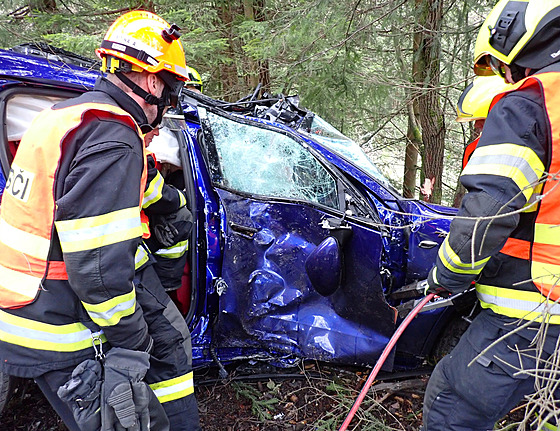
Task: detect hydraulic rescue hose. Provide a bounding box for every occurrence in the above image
[338,293,436,431]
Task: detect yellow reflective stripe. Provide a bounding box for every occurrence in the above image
[142,172,164,208]
[534,224,560,246]
[82,288,136,327]
[154,240,188,259]
[0,263,41,299]
[438,237,489,275]
[177,190,187,208]
[0,218,50,259]
[55,207,141,253]
[462,143,544,200]
[531,261,560,287]
[476,283,560,323]
[522,195,539,213]
[522,182,543,213]
[0,309,107,351]
[135,245,150,270]
[149,371,194,404]
[430,266,439,285]
[141,220,150,236]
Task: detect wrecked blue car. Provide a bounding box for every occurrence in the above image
[0,45,471,401]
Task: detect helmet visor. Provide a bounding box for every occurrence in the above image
[475,55,507,78]
[488,56,506,78]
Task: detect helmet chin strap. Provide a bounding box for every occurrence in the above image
[114,72,168,133]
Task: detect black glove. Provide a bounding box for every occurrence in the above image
[424,268,453,298]
[151,206,193,248]
[101,348,169,431]
[152,222,179,248]
[57,359,103,431]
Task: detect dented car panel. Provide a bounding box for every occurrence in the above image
[212,190,396,366]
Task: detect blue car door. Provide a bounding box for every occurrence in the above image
[198,106,397,366]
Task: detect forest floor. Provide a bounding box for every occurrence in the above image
[1,362,525,431]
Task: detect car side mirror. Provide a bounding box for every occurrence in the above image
[305,236,343,296]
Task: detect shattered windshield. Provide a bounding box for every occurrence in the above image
[202,110,339,209]
[301,115,390,186]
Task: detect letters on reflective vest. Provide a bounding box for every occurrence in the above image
[5,163,34,202]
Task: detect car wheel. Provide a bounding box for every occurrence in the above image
[0,371,15,418]
[429,316,471,363]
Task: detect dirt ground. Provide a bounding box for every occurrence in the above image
[0,362,524,430]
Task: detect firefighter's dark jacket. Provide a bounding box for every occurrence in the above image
[0,77,154,378]
[430,63,560,323]
[143,153,186,216]
[135,154,187,270]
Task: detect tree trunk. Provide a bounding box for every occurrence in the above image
[216,1,243,101]
[414,0,445,204]
[403,26,424,199]
[243,0,270,94]
[403,102,422,198]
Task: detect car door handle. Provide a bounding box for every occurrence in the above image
[229,222,259,239]
[418,240,439,249]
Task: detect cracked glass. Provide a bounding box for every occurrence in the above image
[206,111,339,209]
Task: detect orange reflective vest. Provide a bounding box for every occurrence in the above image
[140,150,155,240]
[491,72,560,301]
[462,137,478,170]
[0,102,147,308]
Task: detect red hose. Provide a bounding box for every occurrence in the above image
[338,293,436,431]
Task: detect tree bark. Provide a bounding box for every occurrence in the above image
[414,0,445,204]
[216,1,244,101]
[403,102,422,198]
[243,0,270,93]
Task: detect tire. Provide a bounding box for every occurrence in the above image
[0,371,15,418]
[429,316,471,363]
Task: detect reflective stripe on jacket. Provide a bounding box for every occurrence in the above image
[137,151,187,269]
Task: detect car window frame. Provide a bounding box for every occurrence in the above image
[0,85,82,176]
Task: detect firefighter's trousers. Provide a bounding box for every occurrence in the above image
[134,264,200,431]
[35,264,200,431]
[423,309,560,431]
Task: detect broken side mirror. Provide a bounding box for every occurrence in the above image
[305,236,343,296]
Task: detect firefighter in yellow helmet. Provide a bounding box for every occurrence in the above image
[185,66,203,93]
[423,1,560,429]
[456,75,511,169]
[0,10,200,431]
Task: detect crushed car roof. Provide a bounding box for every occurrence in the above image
[0,45,98,90]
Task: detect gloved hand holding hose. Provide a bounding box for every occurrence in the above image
[424,267,453,298]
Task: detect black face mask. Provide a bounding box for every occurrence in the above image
[114,72,183,132]
[151,85,172,131]
[509,63,528,83]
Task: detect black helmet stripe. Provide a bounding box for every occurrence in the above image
[100,40,158,67]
